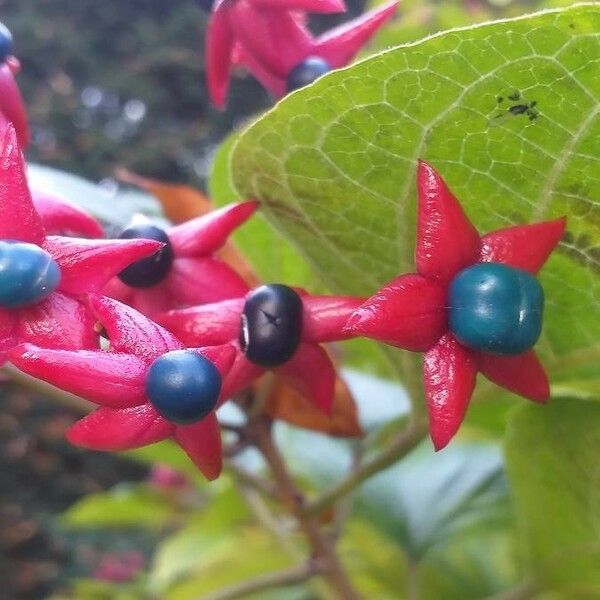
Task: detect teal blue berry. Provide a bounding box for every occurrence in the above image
[448,263,544,355]
[145,350,222,424]
[0,241,61,308]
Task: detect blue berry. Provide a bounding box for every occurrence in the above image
[117,224,174,288]
[145,350,222,424]
[240,284,303,367]
[448,263,544,356]
[286,57,332,92]
[0,241,61,308]
[0,23,13,64]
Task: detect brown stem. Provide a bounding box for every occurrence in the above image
[226,461,280,501]
[302,418,427,518]
[252,417,363,600]
[196,562,320,600]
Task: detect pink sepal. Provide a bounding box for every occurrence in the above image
[0,123,44,244]
[16,291,98,350]
[166,257,249,306]
[346,274,446,351]
[278,343,336,414]
[479,218,566,274]
[302,295,364,343]
[157,299,244,347]
[251,0,345,14]
[424,334,478,451]
[8,344,147,408]
[315,1,398,67]
[0,64,29,148]
[206,4,235,108]
[169,201,258,257]
[67,405,173,451]
[190,343,237,379]
[44,237,163,295]
[174,413,223,480]
[219,345,265,403]
[89,295,182,362]
[236,46,286,96]
[230,1,289,78]
[31,191,104,238]
[416,161,480,284]
[479,350,549,403]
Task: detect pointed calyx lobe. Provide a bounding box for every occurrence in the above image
[0,124,44,244]
[8,296,236,480]
[416,160,480,283]
[346,160,564,450]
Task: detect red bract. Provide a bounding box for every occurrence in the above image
[31,190,105,238]
[0,57,29,148]
[9,295,236,480]
[0,123,162,359]
[157,292,363,413]
[104,201,258,315]
[346,161,566,450]
[207,0,398,107]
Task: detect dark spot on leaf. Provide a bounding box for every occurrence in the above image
[558,230,600,274]
[509,104,529,115]
[508,91,521,101]
[497,96,504,104]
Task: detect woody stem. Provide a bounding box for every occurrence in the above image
[251,416,363,600]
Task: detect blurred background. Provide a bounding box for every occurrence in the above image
[0,1,581,599]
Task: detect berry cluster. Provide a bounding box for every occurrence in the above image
[205,0,398,106]
[0,21,565,481]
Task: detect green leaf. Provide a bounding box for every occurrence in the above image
[418,530,520,600]
[149,484,251,590]
[163,528,294,600]
[505,398,600,595]
[210,131,320,289]
[63,484,175,529]
[355,443,511,559]
[230,4,600,392]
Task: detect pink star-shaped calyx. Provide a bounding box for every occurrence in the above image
[0,123,163,359]
[9,295,236,480]
[157,290,364,413]
[345,161,566,450]
[104,201,259,316]
[207,0,398,107]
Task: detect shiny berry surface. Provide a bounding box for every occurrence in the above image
[0,241,61,308]
[240,284,303,368]
[0,22,13,63]
[286,57,332,92]
[145,350,222,424]
[117,224,173,288]
[448,263,544,356]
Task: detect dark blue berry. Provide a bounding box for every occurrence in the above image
[286,57,332,92]
[145,350,222,424]
[0,23,13,64]
[448,263,544,356]
[117,224,174,288]
[240,284,303,368]
[0,241,61,308]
